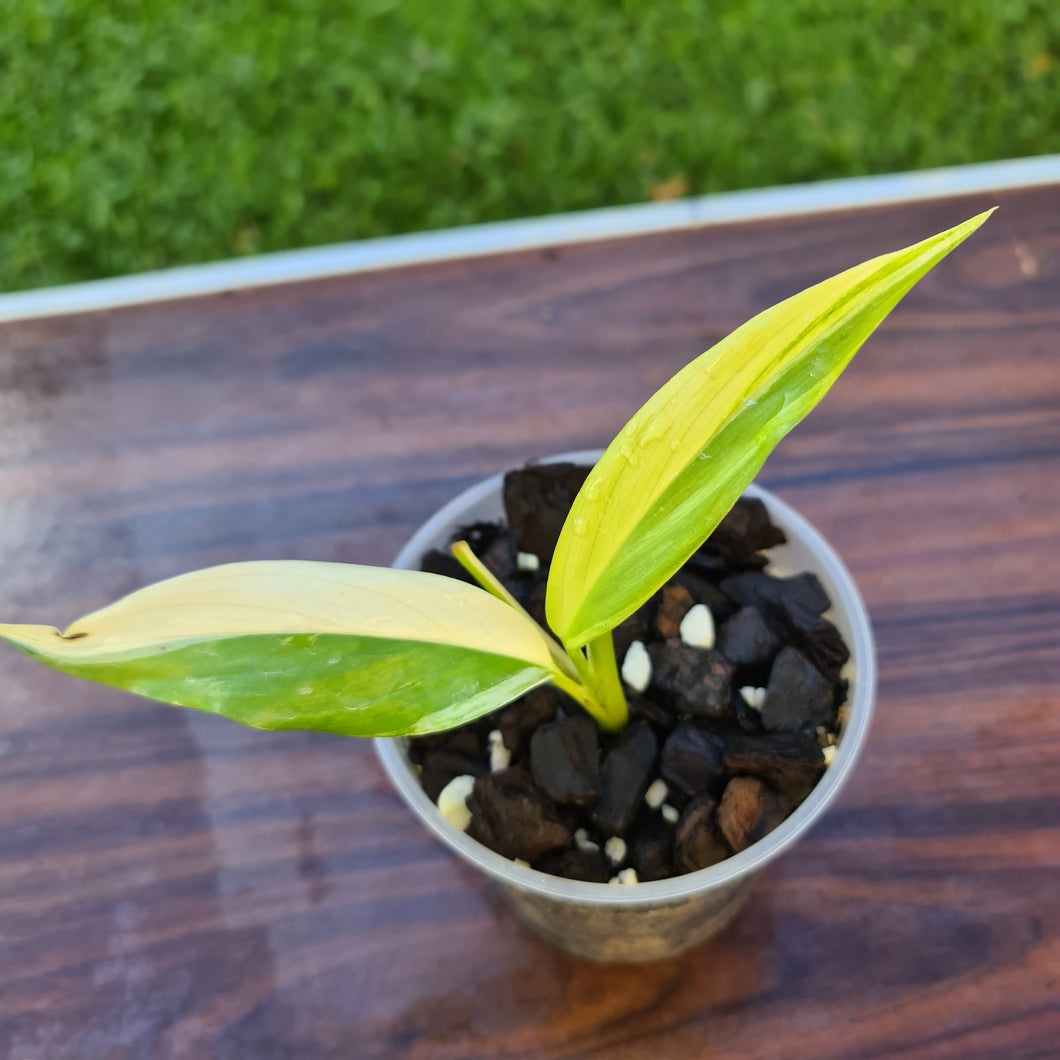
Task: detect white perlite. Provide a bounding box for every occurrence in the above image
[679,604,715,648]
[513,858,531,868]
[436,775,475,831]
[516,551,540,572]
[739,685,767,710]
[610,868,639,886]
[823,744,837,766]
[577,837,600,852]
[487,729,511,772]
[604,836,627,866]
[621,640,652,692]
[574,827,599,852]
[661,804,680,825]
[645,778,669,809]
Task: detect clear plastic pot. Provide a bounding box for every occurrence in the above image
[375,450,876,962]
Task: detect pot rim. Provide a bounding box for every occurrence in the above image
[376,449,876,907]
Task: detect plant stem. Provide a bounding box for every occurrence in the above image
[548,670,611,724]
[449,540,626,730]
[586,633,629,730]
[449,541,577,680]
[565,634,628,731]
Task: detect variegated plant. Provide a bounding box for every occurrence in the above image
[0,211,991,736]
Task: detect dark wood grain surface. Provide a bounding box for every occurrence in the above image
[1,187,1058,1060]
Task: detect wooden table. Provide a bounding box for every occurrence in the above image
[1,186,1057,1059]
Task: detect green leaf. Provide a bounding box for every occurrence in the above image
[547,210,993,649]
[0,561,557,736]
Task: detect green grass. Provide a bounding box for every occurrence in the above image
[1,0,1057,292]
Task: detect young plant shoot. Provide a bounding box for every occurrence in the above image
[0,211,992,736]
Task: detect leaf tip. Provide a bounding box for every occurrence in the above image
[958,206,997,236]
[0,623,64,654]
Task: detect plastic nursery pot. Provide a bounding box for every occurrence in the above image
[375,450,876,963]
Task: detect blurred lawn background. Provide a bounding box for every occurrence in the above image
[1,0,1057,292]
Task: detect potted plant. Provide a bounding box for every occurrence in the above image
[0,210,990,961]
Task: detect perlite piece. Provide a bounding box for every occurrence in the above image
[487,729,511,772]
[679,604,716,649]
[621,640,652,692]
[437,775,476,831]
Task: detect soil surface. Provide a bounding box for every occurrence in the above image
[410,463,849,884]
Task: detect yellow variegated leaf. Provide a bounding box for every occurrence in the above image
[547,210,993,649]
[0,561,557,736]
